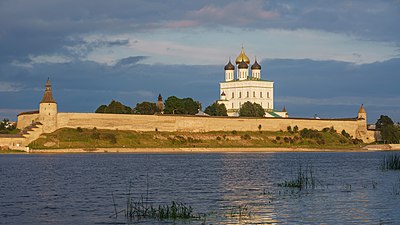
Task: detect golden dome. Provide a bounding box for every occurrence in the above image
[235,47,250,65]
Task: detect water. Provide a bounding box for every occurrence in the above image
[1,152,400,224]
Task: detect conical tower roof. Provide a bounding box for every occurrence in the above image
[235,46,250,65]
[282,106,287,112]
[40,78,56,103]
[358,104,366,113]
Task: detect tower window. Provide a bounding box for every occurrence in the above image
[239,92,242,98]
[232,92,234,98]
[247,92,249,98]
[260,92,263,98]
[253,91,255,97]
[267,92,270,98]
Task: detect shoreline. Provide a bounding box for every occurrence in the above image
[5,146,393,154]
[2,144,400,154]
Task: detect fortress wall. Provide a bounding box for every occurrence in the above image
[55,113,369,141]
[0,136,25,148]
[16,113,39,130]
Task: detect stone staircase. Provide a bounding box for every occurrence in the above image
[20,122,44,146]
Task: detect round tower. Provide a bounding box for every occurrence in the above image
[235,46,250,80]
[238,59,249,80]
[39,78,58,133]
[251,58,261,80]
[224,59,235,81]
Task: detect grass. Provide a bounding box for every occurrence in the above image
[28,127,364,149]
[278,164,319,190]
[381,154,400,170]
[112,181,200,222]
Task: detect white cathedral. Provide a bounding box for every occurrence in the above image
[217,47,288,117]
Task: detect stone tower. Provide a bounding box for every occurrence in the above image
[39,78,58,133]
[157,94,164,114]
[357,104,366,120]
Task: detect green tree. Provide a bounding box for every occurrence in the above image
[0,118,16,134]
[95,105,107,113]
[95,100,132,114]
[375,115,400,143]
[164,96,200,115]
[134,102,157,115]
[204,102,228,116]
[239,101,265,117]
[376,115,394,129]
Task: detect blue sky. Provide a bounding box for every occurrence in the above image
[0,0,399,123]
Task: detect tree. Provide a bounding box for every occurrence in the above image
[134,102,157,115]
[0,118,16,134]
[95,105,107,113]
[164,96,201,115]
[95,100,132,114]
[204,102,227,116]
[376,115,394,130]
[238,101,265,117]
[375,115,400,144]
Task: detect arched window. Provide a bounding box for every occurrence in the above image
[247,92,249,98]
[260,92,263,98]
[267,92,270,98]
[232,92,234,98]
[239,92,242,98]
[253,91,255,97]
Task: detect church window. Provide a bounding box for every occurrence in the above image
[232,103,234,108]
[239,92,242,98]
[267,92,270,98]
[232,92,234,98]
[268,102,270,109]
[247,92,249,98]
[253,91,255,97]
[260,92,263,98]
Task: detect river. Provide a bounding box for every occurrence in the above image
[1,151,400,224]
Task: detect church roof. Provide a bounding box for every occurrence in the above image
[358,104,366,113]
[251,58,261,70]
[224,60,235,70]
[238,59,248,69]
[235,47,250,65]
[40,78,56,103]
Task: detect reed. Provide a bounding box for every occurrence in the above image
[278,164,318,190]
[381,154,400,170]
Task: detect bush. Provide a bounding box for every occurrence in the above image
[293,125,299,133]
[76,127,83,132]
[287,126,292,133]
[341,129,351,139]
[300,128,322,139]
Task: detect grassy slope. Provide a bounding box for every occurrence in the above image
[29,128,363,149]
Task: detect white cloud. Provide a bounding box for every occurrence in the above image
[0,82,22,92]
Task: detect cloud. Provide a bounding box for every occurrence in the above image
[188,0,279,26]
[0,82,23,92]
[114,56,148,67]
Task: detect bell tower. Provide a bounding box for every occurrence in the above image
[39,78,58,133]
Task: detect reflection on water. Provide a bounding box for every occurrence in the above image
[1,152,400,224]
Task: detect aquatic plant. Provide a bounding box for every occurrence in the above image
[111,181,200,222]
[381,154,400,170]
[278,164,318,190]
[227,204,251,220]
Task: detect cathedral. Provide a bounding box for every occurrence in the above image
[218,47,288,117]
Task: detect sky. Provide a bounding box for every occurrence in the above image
[0,0,399,123]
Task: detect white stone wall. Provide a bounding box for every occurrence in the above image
[218,80,274,115]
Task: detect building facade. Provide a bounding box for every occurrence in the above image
[218,47,287,117]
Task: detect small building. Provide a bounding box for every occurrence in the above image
[218,47,287,117]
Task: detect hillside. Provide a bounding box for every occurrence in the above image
[29,127,364,150]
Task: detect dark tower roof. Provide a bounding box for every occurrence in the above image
[251,58,261,70]
[282,106,287,112]
[358,104,366,114]
[224,60,235,70]
[238,59,248,69]
[158,94,163,101]
[40,78,56,103]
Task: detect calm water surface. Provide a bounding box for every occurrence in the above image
[1,151,400,224]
